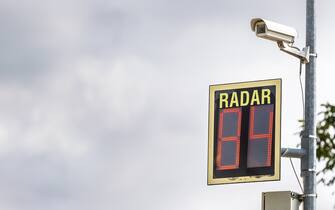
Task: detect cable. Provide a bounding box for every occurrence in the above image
[299,61,305,121]
[290,44,302,51]
[290,158,304,193]
[291,60,305,194]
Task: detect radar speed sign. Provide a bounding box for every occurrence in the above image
[207,79,281,185]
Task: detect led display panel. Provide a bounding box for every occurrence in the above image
[208,79,281,185]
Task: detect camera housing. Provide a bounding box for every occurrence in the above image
[250,18,297,44]
[250,18,310,63]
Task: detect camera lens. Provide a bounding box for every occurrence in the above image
[257,23,266,34]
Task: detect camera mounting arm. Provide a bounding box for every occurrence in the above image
[277,41,310,64]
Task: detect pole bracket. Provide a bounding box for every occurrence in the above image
[302,193,317,198]
[302,168,317,172]
[302,135,318,139]
[281,148,306,159]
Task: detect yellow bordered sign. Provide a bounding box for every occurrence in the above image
[207,79,281,185]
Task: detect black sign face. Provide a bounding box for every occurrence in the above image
[207,79,281,185]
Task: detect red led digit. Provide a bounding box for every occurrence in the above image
[247,105,274,168]
[216,108,242,170]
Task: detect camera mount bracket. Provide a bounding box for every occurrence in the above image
[277,41,310,64]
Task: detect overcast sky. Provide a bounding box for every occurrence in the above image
[1,0,335,210]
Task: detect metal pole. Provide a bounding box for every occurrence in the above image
[302,0,317,209]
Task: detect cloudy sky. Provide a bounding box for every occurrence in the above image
[1,0,335,210]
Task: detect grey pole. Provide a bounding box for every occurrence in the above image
[302,0,317,210]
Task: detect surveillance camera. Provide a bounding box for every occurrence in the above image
[250,18,297,44]
[250,18,310,63]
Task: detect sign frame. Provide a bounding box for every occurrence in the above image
[207,79,281,185]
